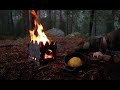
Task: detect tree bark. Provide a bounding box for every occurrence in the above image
[66,11,69,35]
[94,11,97,36]
[28,10,32,29]
[48,10,52,29]
[70,11,74,33]
[59,10,62,29]
[106,10,116,33]
[54,10,56,28]
[89,10,95,36]
[112,10,116,30]
[22,10,30,35]
[9,10,14,35]
[0,10,10,35]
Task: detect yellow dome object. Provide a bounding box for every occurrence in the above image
[67,57,83,67]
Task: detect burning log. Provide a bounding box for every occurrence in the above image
[28,41,57,65]
[40,41,57,61]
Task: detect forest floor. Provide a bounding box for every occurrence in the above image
[0,36,120,80]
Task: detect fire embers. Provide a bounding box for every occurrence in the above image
[28,40,57,64]
[40,41,57,64]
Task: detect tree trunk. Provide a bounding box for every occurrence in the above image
[9,10,14,35]
[0,10,10,36]
[106,10,116,33]
[66,11,69,35]
[59,10,62,29]
[94,11,97,36]
[22,10,29,36]
[89,10,95,36]
[48,10,52,29]
[59,10,66,33]
[112,10,116,30]
[28,10,32,29]
[71,11,74,33]
[54,10,56,28]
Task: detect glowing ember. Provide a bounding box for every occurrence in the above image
[44,54,53,59]
[29,10,50,45]
[44,49,53,59]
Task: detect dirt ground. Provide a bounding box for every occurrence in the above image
[0,37,117,80]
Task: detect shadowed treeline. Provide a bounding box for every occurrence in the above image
[0,10,119,39]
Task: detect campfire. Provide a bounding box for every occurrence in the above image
[28,10,57,65]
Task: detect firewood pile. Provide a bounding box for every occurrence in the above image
[0,37,119,80]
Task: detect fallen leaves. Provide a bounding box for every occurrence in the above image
[0,36,112,80]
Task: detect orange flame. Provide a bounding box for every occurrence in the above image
[29,10,50,45]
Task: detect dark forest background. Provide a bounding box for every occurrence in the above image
[0,10,120,39]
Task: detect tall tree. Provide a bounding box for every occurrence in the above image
[9,10,14,35]
[112,10,117,30]
[0,10,10,36]
[59,10,62,29]
[54,10,57,28]
[48,10,52,29]
[66,10,70,35]
[89,10,95,36]
[94,10,97,35]
[28,10,32,29]
[70,11,74,33]
[22,10,30,35]
[106,10,115,33]
[59,10,66,33]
